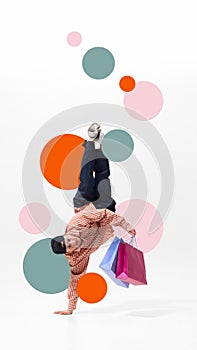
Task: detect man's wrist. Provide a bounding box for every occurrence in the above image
[67,307,74,313]
[129,228,136,236]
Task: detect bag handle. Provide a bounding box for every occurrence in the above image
[129,235,138,248]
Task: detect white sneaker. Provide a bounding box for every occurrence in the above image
[88,122,101,140]
[87,123,104,149]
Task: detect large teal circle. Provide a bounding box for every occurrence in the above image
[82,47,115,79]
[102,129,134,162]
[23,238,70,294]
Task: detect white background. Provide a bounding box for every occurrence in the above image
[0,1,197,349]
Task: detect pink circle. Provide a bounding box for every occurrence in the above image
[19,203,51,234]
[115,199,163,253]
[67,31,82,46]
[124,81,163,121]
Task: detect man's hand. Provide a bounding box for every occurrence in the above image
[74,205,88,213]
[129,228,136,236]
[54,310,73,315]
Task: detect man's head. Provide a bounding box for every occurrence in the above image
[51,234,81,255]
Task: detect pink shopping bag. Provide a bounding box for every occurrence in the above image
[116,241,147,285]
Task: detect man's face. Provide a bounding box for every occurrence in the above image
[64,234,81,253]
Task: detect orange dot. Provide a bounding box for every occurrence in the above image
[119,76,136,92]
[40,134,85,190]
[76,273,107,303]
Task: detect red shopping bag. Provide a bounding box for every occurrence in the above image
[116,240,147,285]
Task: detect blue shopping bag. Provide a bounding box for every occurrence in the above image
[99,236,129,288]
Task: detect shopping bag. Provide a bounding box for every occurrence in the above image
[99,237,129,288]
[116,240,147,285]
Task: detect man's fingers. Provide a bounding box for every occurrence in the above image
[129,229,136,236]
[54,310,72,315]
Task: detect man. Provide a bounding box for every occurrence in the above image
[73,122,116,213]
[51,203,136,315]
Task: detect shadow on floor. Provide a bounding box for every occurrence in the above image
[76,298,193,318]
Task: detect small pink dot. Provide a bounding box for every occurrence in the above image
[67,31,82,47]
[19,203,51,234]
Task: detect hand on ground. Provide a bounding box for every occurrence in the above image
[54,310,73,315]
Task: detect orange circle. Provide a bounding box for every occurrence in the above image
[76,273,107,303]
[119,76,136,92]
[40,134,85,190]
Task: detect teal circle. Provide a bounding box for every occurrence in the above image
[82,47,115,79]
[23,238,70,294]
[102,129,134,162]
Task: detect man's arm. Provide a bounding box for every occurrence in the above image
[103,209,134,232]
[82,206,135,234]
[54,254,90,315]
[67,258,89,313]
